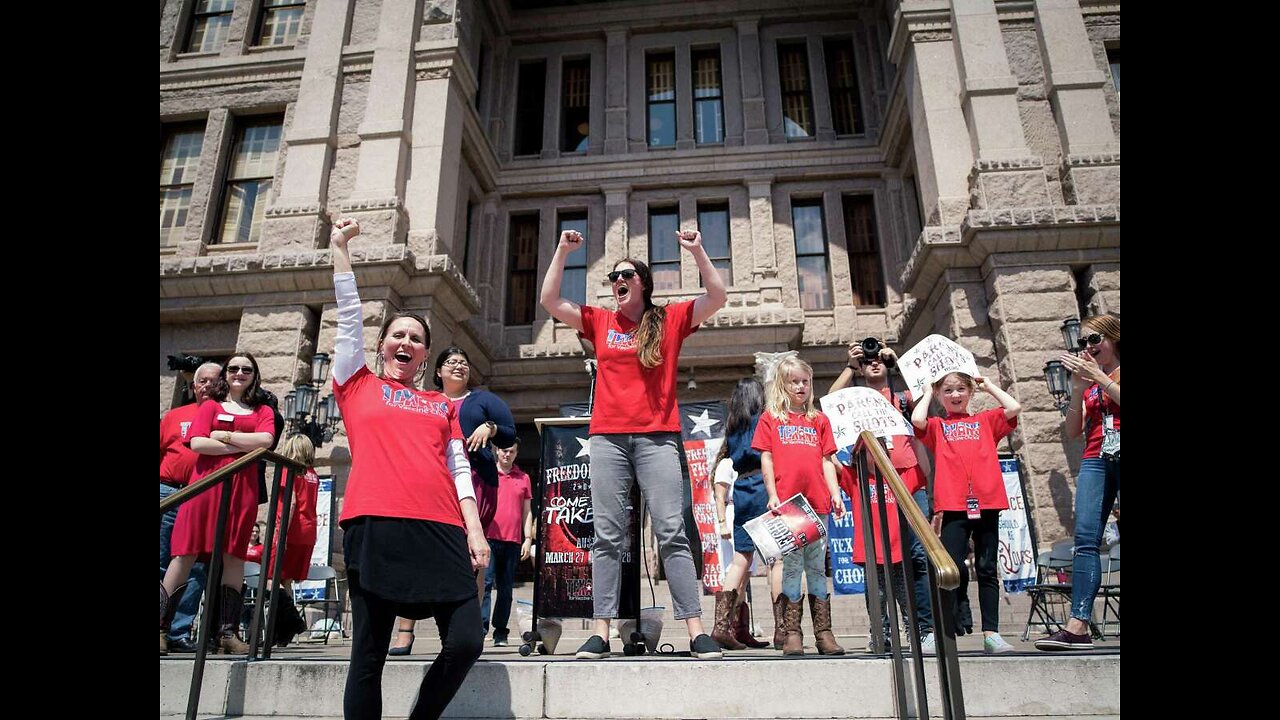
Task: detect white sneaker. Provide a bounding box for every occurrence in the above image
[920,633,936,654]
[983,633,1015,654]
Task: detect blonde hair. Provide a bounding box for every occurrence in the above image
[766,356,819,421]
[277,433,316,467]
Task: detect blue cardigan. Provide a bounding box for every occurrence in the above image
[724,413,763,477]
[459,389,517,489]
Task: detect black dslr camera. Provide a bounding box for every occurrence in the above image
[859,338,896,368]
[166,354,206,373]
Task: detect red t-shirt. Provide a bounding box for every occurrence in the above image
[335,366,466,528]
[159,403,202,485]
[579,300,698,434]
[752,410,838,514]
[875,387,923,486]
[915,408,1016,512]
[486,466,532,543]
[839,465,903,564]
[1082,378,1120,459]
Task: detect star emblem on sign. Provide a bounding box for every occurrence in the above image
[687,409,721,437]
[576,437,592,458]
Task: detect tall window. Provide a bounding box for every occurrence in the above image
[648,208,680,290]
[842,195,886,307]
[561,58,591,152]
[186,0,235,53]
[256,0,306,47]
[218,118,282,245]
[506,214,540,325]
[647,52,676,148]
[778,42,814,138]
[692,48,724,145]
[791,200,831,309]
[558,212,589,306]
[514,61,547,156]
[824,38,864,136]
[462,201,475,281]
[696,203,731,287]
[159,123,205,248]
[1107,48,1120,104]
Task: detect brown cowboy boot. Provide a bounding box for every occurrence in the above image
[710,589,745,650]
[781,595,806,656]
[159,582,188,656]
[733,600,769,649]
[772,595,787,650]
[216,585,251,655]
[808,593,846,655]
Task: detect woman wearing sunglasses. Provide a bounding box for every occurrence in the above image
[329,218,489,719]
[1036,313,1121,651]
[540,227,727,659]
[161,352,277,654]
[386,345,516,655]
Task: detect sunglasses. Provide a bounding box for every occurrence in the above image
[607,269,638,283]
[1076,333,1104,349]
[226,365,255,375]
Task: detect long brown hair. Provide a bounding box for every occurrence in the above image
[617,258,667,369]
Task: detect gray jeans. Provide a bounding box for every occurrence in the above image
[590,433,703,621]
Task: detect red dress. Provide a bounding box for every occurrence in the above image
[170,400,277,560]
[265,468,320,582]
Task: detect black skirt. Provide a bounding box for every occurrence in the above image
[342,516,477,617]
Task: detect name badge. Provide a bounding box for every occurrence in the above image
[217,413,236,423]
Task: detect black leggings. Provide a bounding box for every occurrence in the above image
[344,570,483,720]
[939,510,1001,634]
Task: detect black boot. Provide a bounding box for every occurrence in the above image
[217,585,250,655]
[159,582,188,656]
[272,588,305,647]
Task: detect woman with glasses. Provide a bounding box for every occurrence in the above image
[329,218,488,720]
[1036,314,1121,651]
[540,227,727,659]
[162,352,277,654]
[387,346,516,655]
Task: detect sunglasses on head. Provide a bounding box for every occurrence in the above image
[226,365,255,375]
[607,269,638,283]
[1077,333,1104,349]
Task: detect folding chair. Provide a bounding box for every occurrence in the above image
[1021,543,1073,641]
[1098,543,1120,637]
[295,565,345,644]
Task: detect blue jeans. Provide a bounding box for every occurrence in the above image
[160,482,207,641]
[1071,457,1121,621]
[480,539,521,638]
[781,513,831,602]
[904,489,934,632]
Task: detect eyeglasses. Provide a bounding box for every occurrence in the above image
[226,365,255,375]
[442,359,470,369]
[1076,333,1104,349]
[607,269,638,283]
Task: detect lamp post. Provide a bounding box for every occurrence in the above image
[282,353,342,447]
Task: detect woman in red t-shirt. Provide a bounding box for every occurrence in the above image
[540,227,727,660]
[1036,313,1121,652]
[246,522,265,564]
[911,370,1021,653]
[330,218,489,719]
[161,352,277,655]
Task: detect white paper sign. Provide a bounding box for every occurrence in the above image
[819,387,913,465]
[899,335,979,401]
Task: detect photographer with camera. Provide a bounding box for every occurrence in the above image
[828,338,937,652]
[159,359,221,654]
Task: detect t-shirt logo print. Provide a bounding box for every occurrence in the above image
[180,421,192,439]
[380,385,450,417]
[940,420,981,442]
[777,425,818,446]
[605,328,637,351]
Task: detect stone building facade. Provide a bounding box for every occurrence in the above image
[159,0,1120,552]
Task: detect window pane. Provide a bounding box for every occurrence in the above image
[563,267,586,307]
[561,59,590,152]
[648,103,675,147]
[197,0,235,12]
[260,7,304,46]
[558,214,588,268]
[647,56,675,101]
[697,206,729,258]
[693,53,721,98]
[515,61,547,156]
[649,211,680,262]
[779,43,813,138]
[782,94,812,138]
[695,99,723,144]
[843,195,885,307]
[160,129,204,185]
[824,38,863,136]
[796,255,831,310]
[712,259,731,287]
[507,215,539,325]
[220,179,271,244]
[652,261,681,292]
[188,15,232,53]
[159,188,193,247]
[230,123,282,179]
[792,204,825,254]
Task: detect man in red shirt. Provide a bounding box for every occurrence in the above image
[481,440,534,646]
[159,361,221,653]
